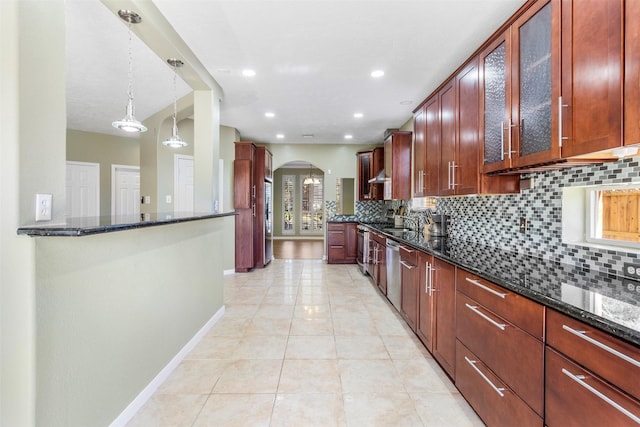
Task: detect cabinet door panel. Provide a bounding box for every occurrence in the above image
[439,81,456,196]
[625,0,640,146]
[433,258,456,377]
[481,35,510,173]
[413,107,427,197]
[561,0,623,157]
[456,341,543,427]
[456,60,480,195]
[546,347,640,427]
[400,245,419,331]
[425,96,440,195]
[417,252,434,351]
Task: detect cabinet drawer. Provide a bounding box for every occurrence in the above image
[455,341,542,427]
[399,245,417,266]
[456,269,544,339]
[546,309,640,401]
[456,292,544,415]
[545,347,640,427]
[327,231,345,246]
[371,231,386,245]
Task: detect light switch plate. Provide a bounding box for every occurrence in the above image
[35,193,52,221]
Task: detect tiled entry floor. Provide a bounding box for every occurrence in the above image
[126,260,484,426]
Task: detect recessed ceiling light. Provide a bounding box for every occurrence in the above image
[265,112,275,118]
[276,134,285,139]
[242,69,256,77]
[353,113,364,118]
[302,134,314,138]
[371,70,384,78]
[344,134,353,139]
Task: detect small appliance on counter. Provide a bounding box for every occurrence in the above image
[425,214,449,237]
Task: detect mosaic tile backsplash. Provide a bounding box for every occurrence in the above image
[435,156,640,275]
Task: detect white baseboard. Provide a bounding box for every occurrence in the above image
[109,305,226,427]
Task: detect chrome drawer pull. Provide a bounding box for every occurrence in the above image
[562,368,640,424]
[465,277,507,299]
[465,303,506,331]
[562,325,640,368]
[465,356,505,397]
[400,260,416,270]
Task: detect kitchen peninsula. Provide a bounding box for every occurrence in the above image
[18,212,234,426]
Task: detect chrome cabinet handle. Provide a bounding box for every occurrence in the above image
[508,119,516,158]
[465,303,506,331]
[465,356,505,397]
[465,277,508,299]
[425,262,431,293]
[451,162,457,188]
[400,260,416,270]
[558,96,569,148]
[562,325,640,368]
[562,368,640,424]
[500,121,505,161]
[447,162,452,189]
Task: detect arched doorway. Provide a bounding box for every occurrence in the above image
[272,160,325,259]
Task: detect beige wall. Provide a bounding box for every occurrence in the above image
[35,217,228,426]
[1,1,36,425]
[66,129,141,216]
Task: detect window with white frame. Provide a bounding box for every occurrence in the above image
[282,175,295,234]
[300,175,323,234]
[585,185,640,248]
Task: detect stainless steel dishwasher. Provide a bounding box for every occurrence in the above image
[386,239,401,311]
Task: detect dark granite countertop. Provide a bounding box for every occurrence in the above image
[361,223,640,347]
[17,211,237,237]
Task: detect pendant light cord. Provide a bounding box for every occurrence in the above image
[127,22,134,103]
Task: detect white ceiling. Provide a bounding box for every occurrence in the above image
[66,0,528,145]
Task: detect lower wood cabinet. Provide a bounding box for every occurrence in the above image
[432,257,456,377]
[416,251,435,352]
[399,244,419,331]
[327,222,357,264]
[370,232,386,295]
[456,340,543,427]
[545,347,640,427]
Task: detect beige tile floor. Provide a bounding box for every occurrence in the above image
[126,260,484,427]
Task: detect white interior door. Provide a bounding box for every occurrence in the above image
[112,165,140,217]
[66,161,100,218]
[175,154,194,214]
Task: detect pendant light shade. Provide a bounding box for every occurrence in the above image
[162,58,188,148]
[112,10,147,133]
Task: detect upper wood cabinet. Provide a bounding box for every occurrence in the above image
[560,0,623,157]
[384,131,412,200]
[424,96,440,196]
[413,107,427,197]
[482,0,560,173]
[626,0,640,146]
[356,147,384,201]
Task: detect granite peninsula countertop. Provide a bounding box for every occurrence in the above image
[361,222,640,347]
[17,211,236,237]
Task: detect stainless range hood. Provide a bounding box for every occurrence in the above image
[368,169,386,183]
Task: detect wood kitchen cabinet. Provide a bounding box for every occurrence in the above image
[234,142,256,272]
[399,244,419,332]
[626,0,640,147]
[560,0,623,158]
[424,97,440,196]
[482,0,559,173]
[416,251,435,352]
[413,106,427,197]
[432,257,456,377]
[357,147,384,201]
[455,269,545,424]
[327,222,357,264]
[384,131,412,200]
[234,142,272,272]
[370,231,387,295]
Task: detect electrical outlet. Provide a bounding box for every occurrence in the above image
[623,263,640,281]
[165,195,172,204]
[519,217,527,233]
[35,194,52,221]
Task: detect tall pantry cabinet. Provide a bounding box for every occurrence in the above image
[234,141,273,272]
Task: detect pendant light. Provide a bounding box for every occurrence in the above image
[303,163,320,185]
[112,10,147,133]
[161,58,188,148]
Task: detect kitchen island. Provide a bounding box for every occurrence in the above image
[18,211,235,427]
